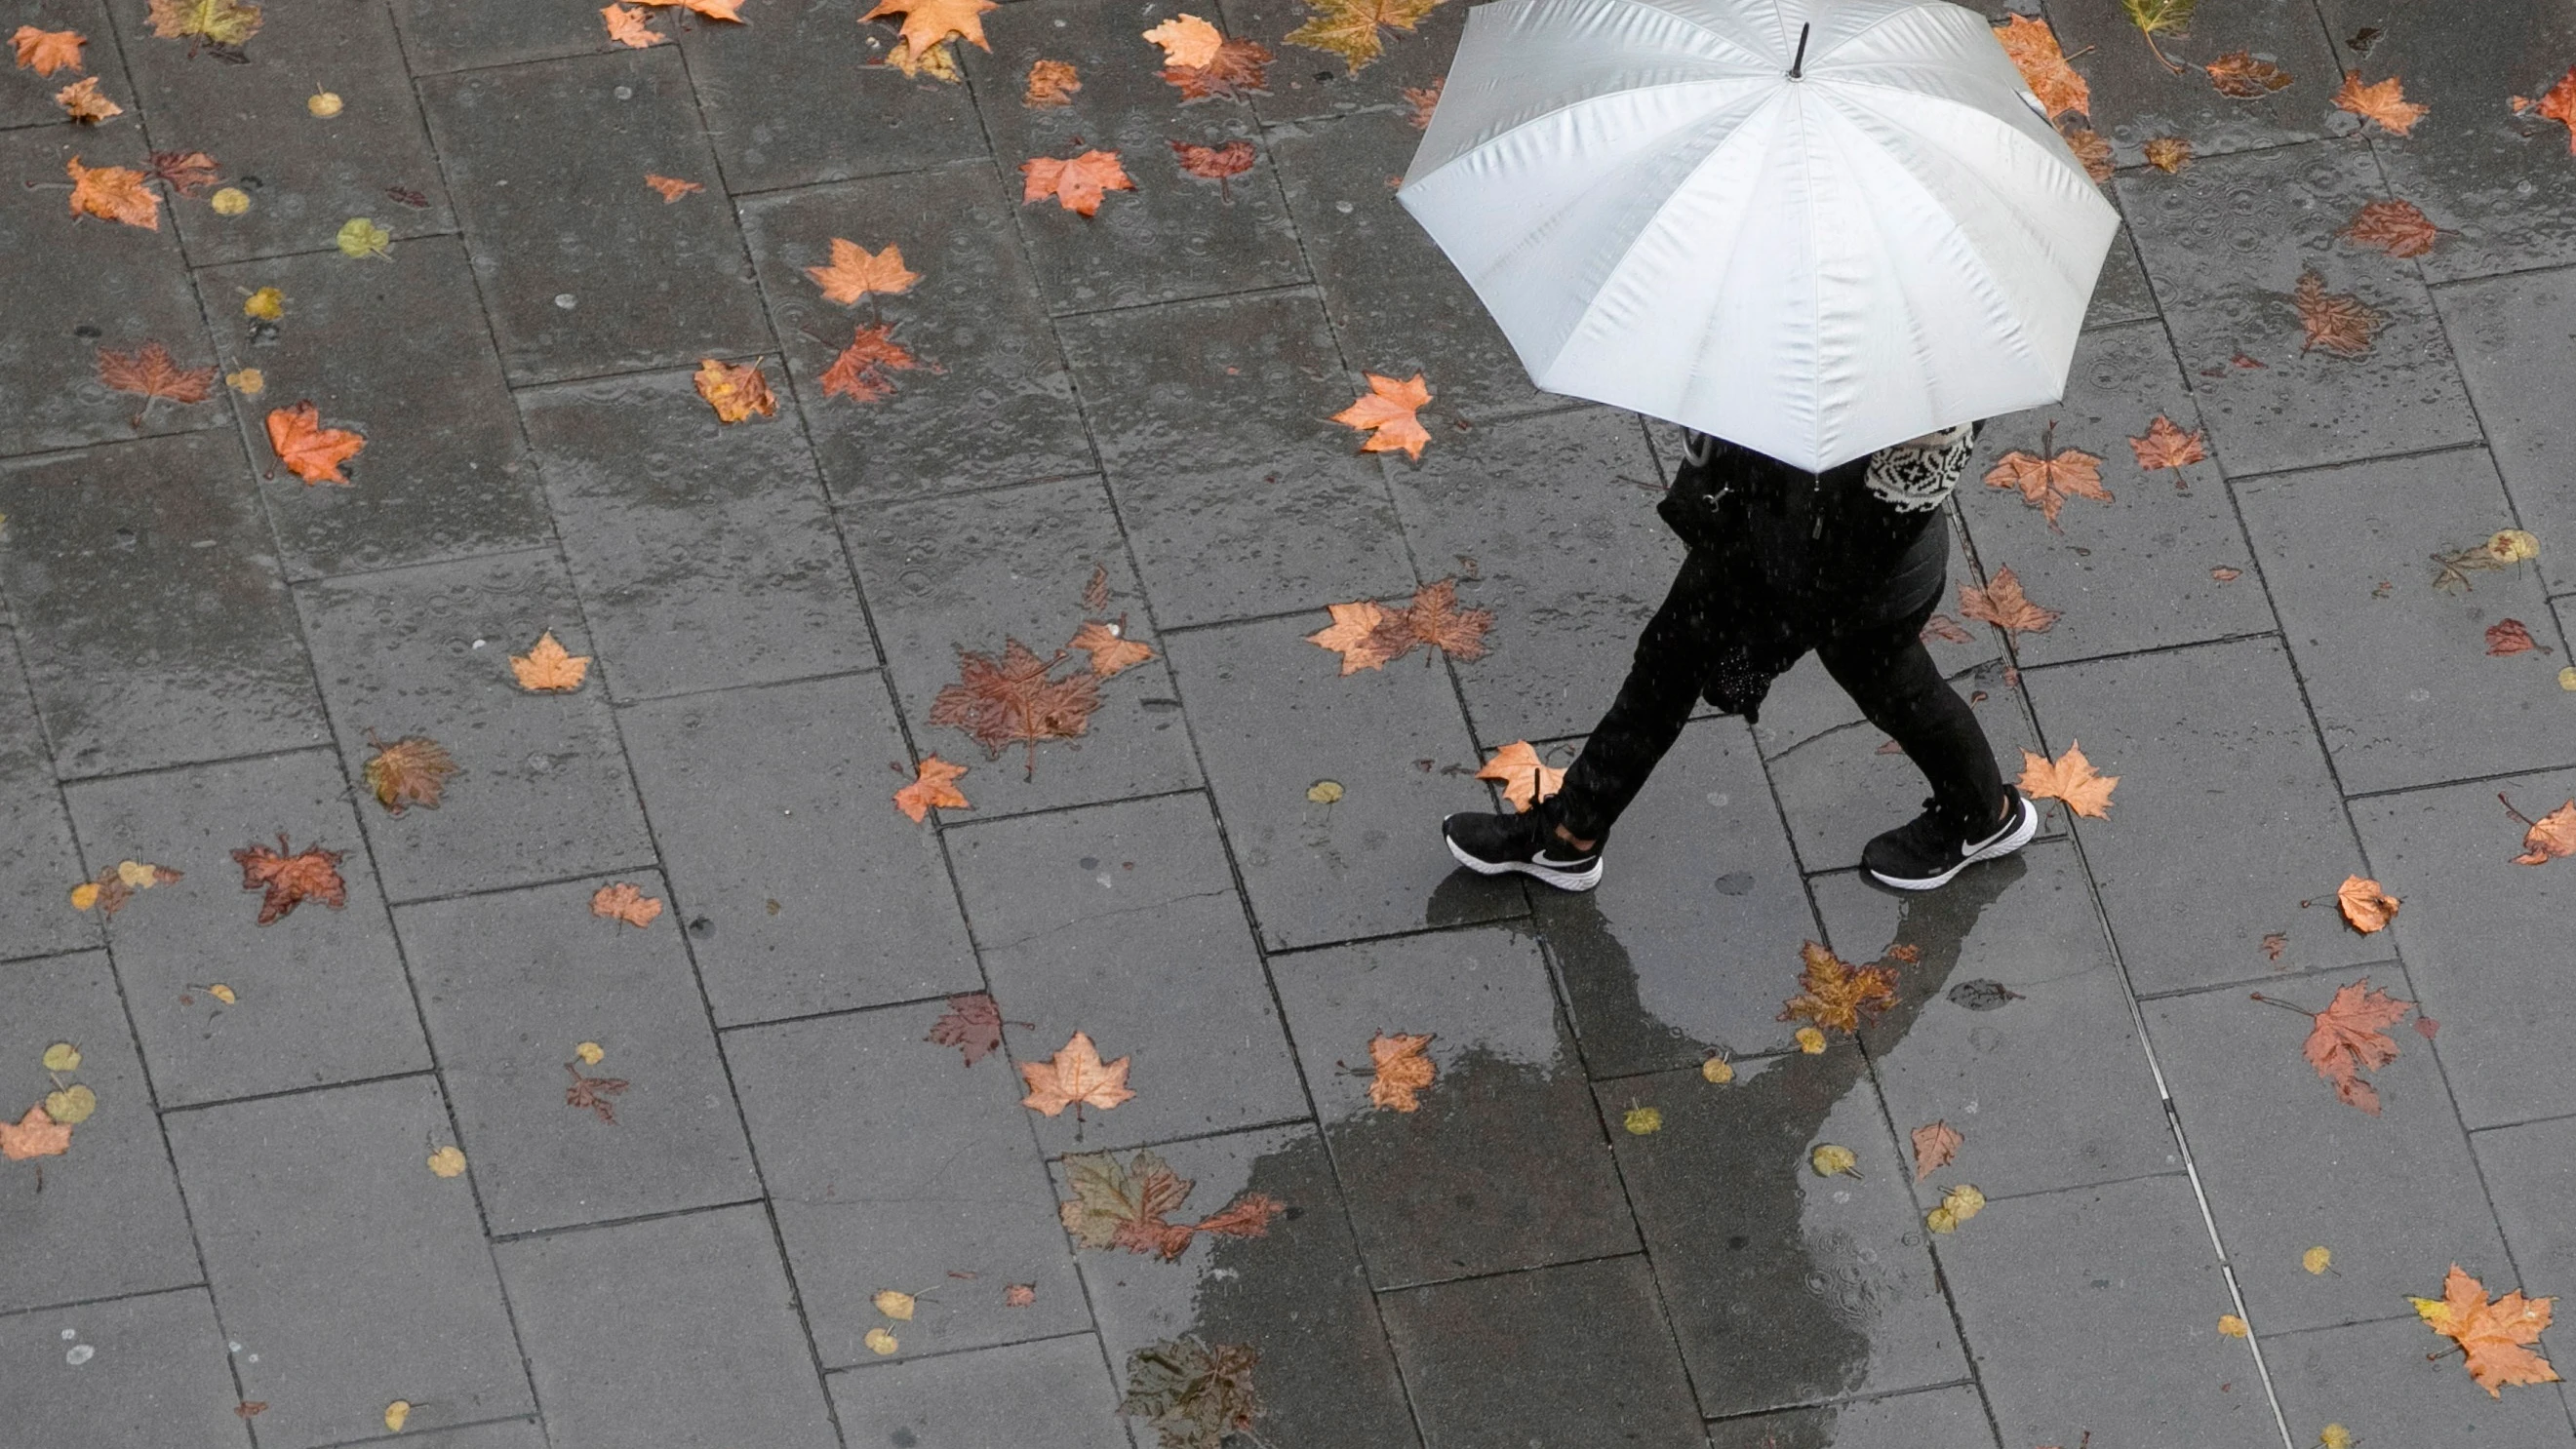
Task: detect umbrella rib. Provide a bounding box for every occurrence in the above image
[1428,75,1761,178]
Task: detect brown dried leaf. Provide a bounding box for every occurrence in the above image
[590,881,663,927]
[509,631,591,691]
[2294,267,2381,357]
[97,343,214,407]
[1020,150,1133,215]
[57,75,121,123]
[643,174,702,201]
[1777,941,1898,1036]
[2057,122,2114,182]
[929,640,1101,769]
[1069,617,1155,678]
[2413,1265,2559,1396]
[926,990,1003,1064]
[2290,977,2412,1113]
[2126,414,2206,472]
[1912,1120,1962,1181]
[1983,445,2111,527]
[2204,50,2295,98]
[2336,875,2398,933]
[1019,1031,1135,1116]
[0,1105,70,1160]
[363,734,456,814]
[1164,37,1271,100]
[894,754,970,822]
[1367,1031,1435,1111]
[1024,58,1080,105]
[2510,797,2576,866]
[2142,135,2193,172]
[564,1060,630,1122]
[805,238,920,304]
[1404,77,1443,129]
[1333,372,1432,460]
[818,323,922,404]
[144,149,219,195]
[694,357,778,422]
[2018,741,2118,817]
[2341,198,2438,258]
[13,25,87,75]
[2487,618,2539,656]
[1958,566,2061,634]
[1476,740,1564,813]
[230,834,346,925]
[2335,73,2427,136]
[1995,15,2088,119]
[1170,138,1256,183]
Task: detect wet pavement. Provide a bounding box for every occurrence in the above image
[4,2,2576,1447]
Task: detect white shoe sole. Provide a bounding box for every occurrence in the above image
[1867,796,2040,892]
[1446,835,1604,893]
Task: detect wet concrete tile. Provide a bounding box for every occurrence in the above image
[1269,924,1635,1287]
[1535,718,1822,1075]
[519,369,873,700]
[619,673,979,1025]
[850,478,1200,818]
[1072,1124,1421,1447]
[0,130,231,457]
[2235,446,2576,795]
[686,0,988,194]
[2475,1116,2576,1330]
[2350,766,2576,1128]
[738,166,1091,501]
[945,793,1309,1154]
[828,1335,1129,1449]
[389,0,621,72]
[1379,1255,1704,1447]
[494,1205,838,1449]
[2434,265,2576,597]
[63,749,430,1107]
[1816,842,2178,1203]
[1267,110,1552,420]
[971,0,1307,313]
[2083,220,2160,331]
[0,432,326,778]
[197,238,549,580]
[2268,1315,2576,1449]
[0,950,197,1314]
[2115,138,2482,477]
[125,0,455,266]
[2146,967,2499,1336]
[394,873,760,1235]
[1956,322,2270,667]
[1221,0,1466,126]
[165,1076,533,1449]
[2044,0,2338,167]
[1938,1175,2272,1448]
[294,551,654,902]
[0,665,93,963]
[725,1007,1090,1368]
[359,1422,548,1449]
[1705,1384,2000,1449]
[0,1289,248,1449]
[417,49,773,384]
[1603,1053,1967,1418]
[2020,637,2382,995]
[1057,291,1413,626]
[1383,407,1685,743]
[1162,612,1523,950]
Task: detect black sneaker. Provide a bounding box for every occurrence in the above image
[1443,808,1604,892]
[1864,788,2038,891]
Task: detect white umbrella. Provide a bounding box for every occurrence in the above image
[1398,0,2119,472]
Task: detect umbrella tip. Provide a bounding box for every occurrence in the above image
[1789,20,1810,78]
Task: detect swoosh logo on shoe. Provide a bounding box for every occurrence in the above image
[1533,852,1593,868]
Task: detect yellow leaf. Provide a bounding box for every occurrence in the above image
[426,1145,466,1178]
[874,1289,917,1320]
[226,368,263,395]
[307,90,341,117]
[1809,1144,1858,1178]
[2305,1246,2333,1275]
[210,186,250,215]
[68,882,99,911]
[1306,780,1344,803]
[1927,1182,1986,1234]
[2219,1313,2250,1338]
[337,216,391,260]
[1700,1055,1733,1084]
[41,1042,81,1073]
[1623,1105,1661,1135]
[575,1041,605,1066]
[243,287,284,319]
[2319,1426,2353,1449]
[1795,1026,1827,1054]
[116,859,158,888]
[384,1400,410,1431]
[44,1084,97,1124]
[2561,666,2576,692]
[207,984,237,1004]
[864,1326,899,1355]
[2492,529,2541,563]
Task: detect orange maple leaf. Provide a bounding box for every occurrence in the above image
[694,357,777,423]
[363,734,457,814]
[1020,149,1133,216]
[2057,122,2113,182]
[66,156,157,229]
[264,402,366,485]
[2142,135,2192,173]
[57,75,121,123]
[2018,741,2117,817]
[2340,198,2438,257]
[1308,578,1490,673]
[1404,77,1443,129]
[1777,941,1898,1036]
[0,1105,71,1161]
[805,238,920,304]
[1995,16,2089,119]
[230,833,347,925]
[2535,65,2576,153]
[590,881,663,927]
[13,25,87,75]
[1024,59,1080,106]
[1982,442,2110,527]
[643,174,702,202]
[2510,797,2576,866]
[817,324,922,404]
[1958,566,2060,634]
[929,640,1101,770]
[2414,1265,2560,1396]
[2127,415,2206,472]
[862,0,997,60]
[637,0,744,20]
[600,3,665,47]
[2203,50,2293,99]
[1333,372,1432,460]
[1367,1031,1435,1111]
[1476,740,1564,813]
[2293,267,2380,357]
[1165,37,1271,100]
[1306,599,1396,674]
[894,755,970,822]
[510,631,591,691]
[2282,976,2411,1114]
[2335,73,2427,136]
[2336,874,2398,933]
[1019,1031,1135,1116]
[1912,1120,1962,1181]
[1068,617,1154,678]
[1142,14,1223,67]
[97,343,215,411]
[1284,0,1438,74]
[1171,139,1256,185]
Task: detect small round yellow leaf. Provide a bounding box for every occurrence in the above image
[242,287,285,320]
[226,369,264,396]
[68,881,99,911]
[2491,529,2541,563]
[2319,1425,2352,1449]
[44,1084,97,1125]
[863,1326,899,1355]
[41,1042,81,1073]
[575,1041,605,1066]
[2560,665,2576,692]
[1306,780,1344,804]
[1623,1105,1661,1135]
[207,984,237,1005]
[2303,1245,2332,1275]
[210,186,250,215]
[308,91,343,117]
[1809,1144,1858,1178]
[1700,1055,1734,1084]
[384,1401,411,1431]
[426,1145,466,1178]
[1794,1026,1827,1055]
[337,216,392,260]
[874,1288,917,1319]
[2217,1313,2250,1338]
[1926,1205,1958,1234]
[1940,1183,1985,1220]
[116,859,157,888]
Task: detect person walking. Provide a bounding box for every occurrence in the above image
[1440,422,2036,893]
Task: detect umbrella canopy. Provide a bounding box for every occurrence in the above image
[1398,0,2119,472]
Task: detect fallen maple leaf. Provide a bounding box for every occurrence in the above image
[640,0,744,20]
[863,0,996,71]
[1921,613,1973,645]
[1404,77,1443,129]
[2057,122,2114,182]
[2204,50,2293,99]
[0,1105,70,1161]
[364,734,457,814]
[1024,58,1080,106]
[1019,1031,1135,1116]
[817,323,922,404]
[2275,977,2411,1114]
[230,833,347,925]
[1995,15,2088,119]
[2019,741,2118,817]
[1004,1282,1036,1306]
[894,754,970,822]
[1171,139,1256,190]
[66,157,158,229]
[601,3,665,46]
[1778,941,1898,1036]
[264,401,366,485]
[2508,796,2576,866]
[694,357,778,423]
[2335,73,2427,136]
[2413,1265,2559,1396]
[1122,1338,1259,1448]
[1958,566,2061,634]
[1060,1149,1190,1258]
[147,0,262,48]
[591,881,663,927]
[57,75,121,123]
[2127,414,2206,472]
[643,174,702,202]
[2292,267,2383,357]
[97,343,215,416]
[2488,618,2540,656]
[2336,875,2398,932]
[805,238,919,304]
[1476,740,1564,813]
[2341,199,2438,258]
[1285,0,1438,74]
[926,991,1007,1064]
[1069,617,1155,678]
[929,640,1101,770]
[1143,14,1223,68]
[1307,579,1490,672]
[12,26,86,75]
[510,631,592,691]
[2142,135,2193,172]
[564,1060,630,1122]
[145,149,220,195]
[1192,1192,1287,1240]
[1306,599,1396,674]
[1983,438,2111,528]
[1367,1031,1435,1112]
[1913,1120,1962,1181]
[1166,37,1272,100]
[1333,372,1433,460]
[2534,66,2576,153]
[1021,149,1133,216]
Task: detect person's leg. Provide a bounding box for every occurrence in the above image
[1816,615,2031,888]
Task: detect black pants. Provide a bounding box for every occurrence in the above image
[1553,549,2004,843]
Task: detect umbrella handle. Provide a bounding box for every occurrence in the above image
[1789,20,1810,78]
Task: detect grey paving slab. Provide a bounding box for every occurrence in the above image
[2268,1314,2576,1449]
[124,0,454,266]
[1267,109,1553,421]
[494,1204,838,1449]
[1162,611,1524,950]
[2021,637,2383,996]
[1705,1384,2001,1449]
[2146,967,2501,1337]
[945,793,1309,1153]
[2475,1115,2576,1335]
[196,238,548,580]
[416,48,773,385]
[0,662,93,962]
[725,1006,1090,1368]
[394,873,760,1235]
[348,1422,547,1449]
[2350,765,2576,1128]
[1955,321,2270,667]
[1055,290,1415,627]
[294,550,654,902]
[829,1334,1129,1449]
[2083,219,2160,331]
[850,478,1200,819]
[1938,1174,2272,1448]
[2236,446,2576,794]
[1383,406,1685,743]
[2435,265,2576,598]
[2043,0,2338,167]
[0,129,231,458]
[971,0,1306,314]
[619,672,980,1025]
[685,0,987,194]
[2115,138,2482,477]
[1535,718,1822,1075]
[0,431,326,778]
[0,949,198,1314]
[1222,0,1468,126]
[1269,924,1635,1287]
[0,1289,248,1449]
[62,748,429,1107]
[387,0,618,73]
[518,368,874,700]
[738,165,1092,501]
[164,1076,532,1449]
[1072,1124,1420,1447]
[1601,1053,1967,1419]
[0,0,127,132]
[1379,1255,1704,1448]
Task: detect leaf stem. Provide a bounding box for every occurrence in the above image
[2246,992,2316,1018]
